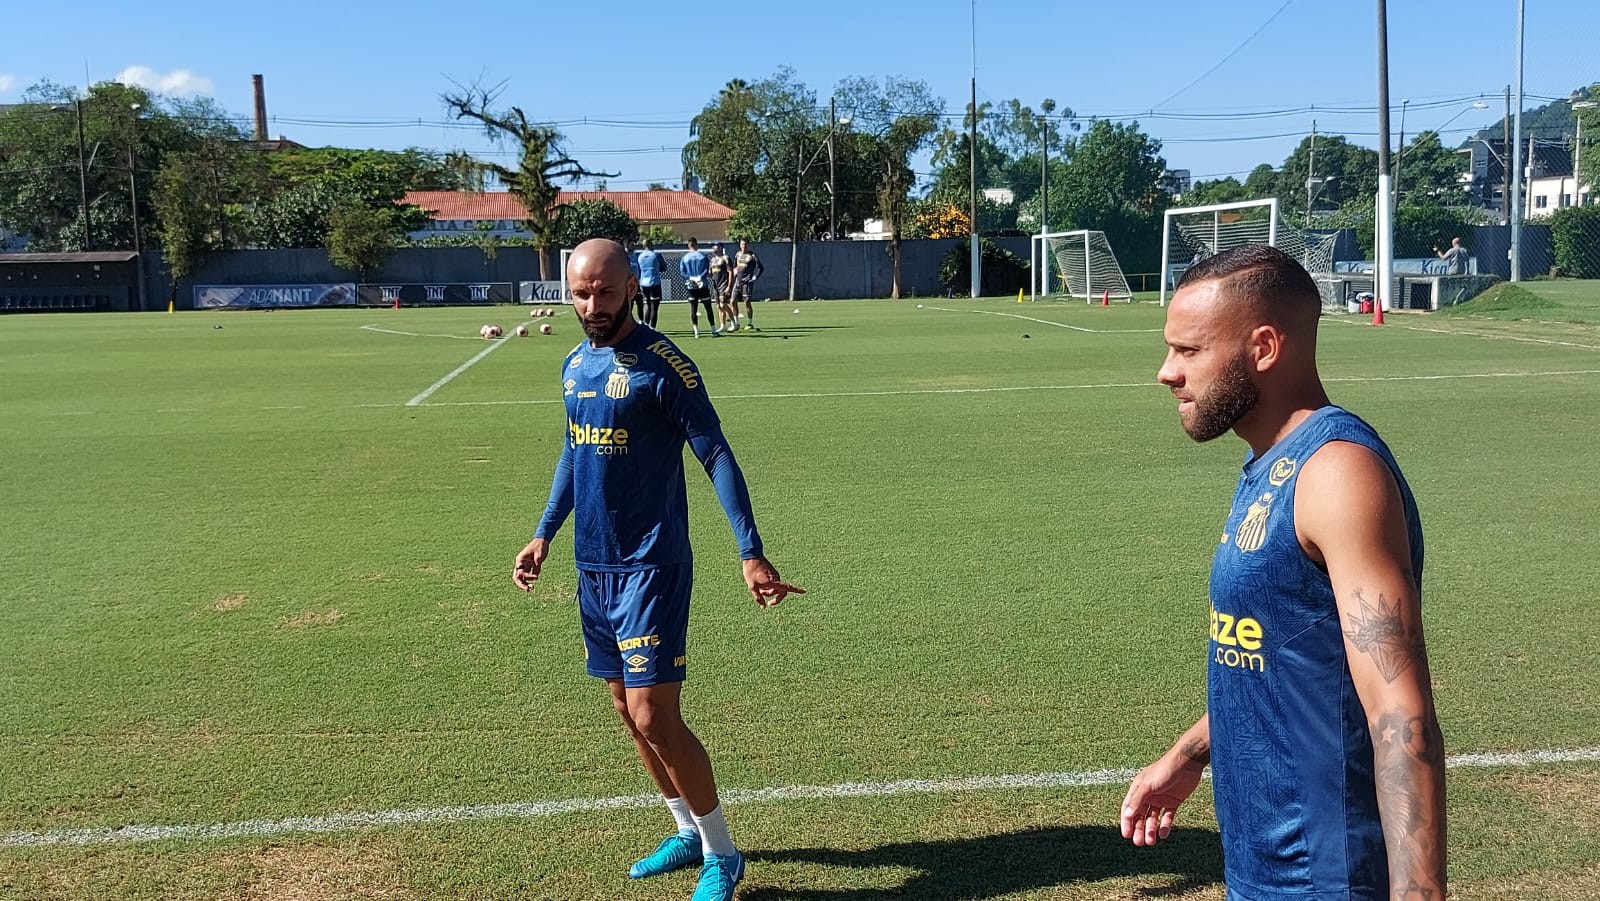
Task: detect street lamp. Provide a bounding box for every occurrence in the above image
[1396,100,1487,203]
[788,111,850,302]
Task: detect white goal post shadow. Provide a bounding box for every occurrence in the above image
[1030,230,1134,302]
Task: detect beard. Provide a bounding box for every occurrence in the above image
[579,309,624,342]
[1180,355,1259,442]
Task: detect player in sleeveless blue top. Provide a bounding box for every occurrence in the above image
[513,240,803,901]
[1121,246,1446,900]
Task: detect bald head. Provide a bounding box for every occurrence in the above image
[567,238,632,284]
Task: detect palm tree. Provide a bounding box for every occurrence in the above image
[443,83,615,280]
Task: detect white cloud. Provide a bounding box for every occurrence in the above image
[115,66,214,97]
[0,74,16,94]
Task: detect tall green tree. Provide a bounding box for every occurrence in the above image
[835,76,944,297]
[553,198,640,246]
[1396,131,1469,205]
[0,79,247,252]
[682,69,878,242]
[325,203,403,281]
[1050,120,1171,272]
[442,82,614,279]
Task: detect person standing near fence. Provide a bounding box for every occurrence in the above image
[636,240,666,328]
[679,238,718,339]
[1433,237,1469,276]
[730,239,764,331]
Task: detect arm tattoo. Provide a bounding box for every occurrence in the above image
[1342,588,1427,684]
[1372,709,1448,899]
[1177,734,1210,764]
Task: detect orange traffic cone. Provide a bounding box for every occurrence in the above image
[1101,289,1110,307]
[392,296,401,311]
[1371,302,1385,326]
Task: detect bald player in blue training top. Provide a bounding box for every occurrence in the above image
[514,239,803,901]
[1123,245,1446,901]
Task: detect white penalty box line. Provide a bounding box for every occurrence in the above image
[4,746,1597,849]
[404,336,516,407]
[370,368,1600,410]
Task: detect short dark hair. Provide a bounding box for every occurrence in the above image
[1179,244,1320,326]
[687,237,698,248]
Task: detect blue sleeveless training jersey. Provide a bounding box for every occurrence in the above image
[533,324,762,571]
[1207,405,1424,900]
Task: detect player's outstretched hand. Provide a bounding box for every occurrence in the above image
[1120,752,1205,847]
[513,538,550,592]
[742,556,805,608]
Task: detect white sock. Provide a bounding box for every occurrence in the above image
[665,796,697,835]
[693,325,701,337]
[691,804,737,857]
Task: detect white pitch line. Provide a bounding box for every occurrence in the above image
[1325,317,1600,351]
[405,339,514,407]
[360,324,483,341]
[358,368,1600,409]
[924,306,1161,333]
[4,746,1596,849]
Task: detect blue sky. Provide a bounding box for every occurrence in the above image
[2,0,1595,191]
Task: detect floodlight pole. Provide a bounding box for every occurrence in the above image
[969,76,980,298]
[827,96,837,240]
[1510,0,1525,281]
[75,101,93,251]
[1375,0,1395,311]
[129,103,147,313]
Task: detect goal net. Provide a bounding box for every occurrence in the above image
[1159,199,1339,305]
[1030,230,1134,302]
[559,248,712,304]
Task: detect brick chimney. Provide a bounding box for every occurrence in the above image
[252,75,267,143]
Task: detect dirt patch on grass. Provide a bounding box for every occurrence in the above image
[220,843,414,901]
[211,594,248,612]
[279,610,344,629]
[1463,868,1600,901]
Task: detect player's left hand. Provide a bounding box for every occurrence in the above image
[742,556,804,608]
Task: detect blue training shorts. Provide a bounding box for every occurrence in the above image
[577,564,692,687]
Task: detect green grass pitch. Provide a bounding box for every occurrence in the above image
[1,284,1598,899]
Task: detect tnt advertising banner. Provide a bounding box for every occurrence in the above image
[356,283,514,307]
[195,284,356,309]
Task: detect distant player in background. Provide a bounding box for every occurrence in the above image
[515,239,802,901]
[636,239,665,328]
[624,239,645,322]
[730,239,764,331]
[708,243,737,333]
[679,238,719,338]
[1122,245,1445,900]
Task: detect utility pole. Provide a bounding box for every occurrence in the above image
[969,76,980,298]
[1306,119,1318,223]
[1375,0,1394,310]
[75,101,92,251]
[1510,0,1525,281]
[1503,84,1512,223]
[827,95,837,240]
[129,104,147,312]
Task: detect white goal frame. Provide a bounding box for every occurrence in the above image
[1159,198,1340,306]
[1029,230,1135,302]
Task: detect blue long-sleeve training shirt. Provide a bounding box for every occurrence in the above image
[533,324,763,570]
[679,250,709,284]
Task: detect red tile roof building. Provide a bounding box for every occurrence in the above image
[402,190,735,243]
